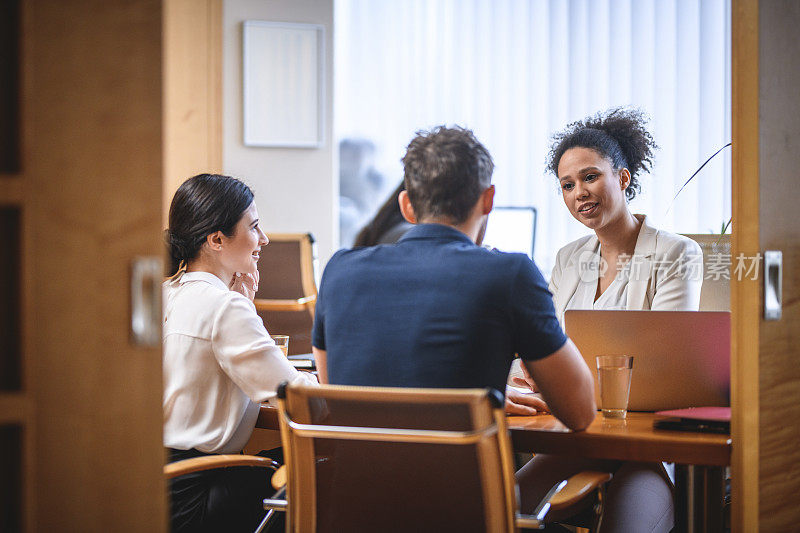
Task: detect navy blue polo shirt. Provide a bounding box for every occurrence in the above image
[312,224,566,394]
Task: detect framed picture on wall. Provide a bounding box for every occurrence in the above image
[242,21,325,148]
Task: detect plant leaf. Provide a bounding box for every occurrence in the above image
[666,142,732,215]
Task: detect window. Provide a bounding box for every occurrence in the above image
[336,0,731,275]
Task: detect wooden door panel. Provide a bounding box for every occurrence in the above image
[732,1,800,530]
[756,3,800,527]
[24,1,166,530]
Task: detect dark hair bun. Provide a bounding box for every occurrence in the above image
[165,229,194,268]
[547,107,657,202]
[165,173,255,276]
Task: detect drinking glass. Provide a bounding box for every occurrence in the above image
[596,355,633,419]
[271,335,290,357]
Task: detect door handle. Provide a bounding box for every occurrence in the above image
[131,256,163,346]
[764,250,782,321]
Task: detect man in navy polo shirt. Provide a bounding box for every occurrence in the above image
[312,126,594,431]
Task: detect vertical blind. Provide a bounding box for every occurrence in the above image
[335,0,731,274]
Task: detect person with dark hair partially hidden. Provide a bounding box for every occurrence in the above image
[163,174,317,533]
[352,181,413,247]
[312,127,597,521]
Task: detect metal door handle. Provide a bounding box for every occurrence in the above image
[764,251,782,321]
[131,256,163,346]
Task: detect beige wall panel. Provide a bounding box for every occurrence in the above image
[163,0,223,221]
[757,1,800,529]
[223,0,337,266]
[26,1,166,530]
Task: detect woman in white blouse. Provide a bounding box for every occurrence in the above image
[547,108,702,326]
[163,173,316,533]
[516,109,702,533]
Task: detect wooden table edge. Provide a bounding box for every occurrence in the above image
[507,413,731,467]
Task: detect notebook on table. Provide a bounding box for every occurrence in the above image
[288,353,315,370]
[564,310,731,412]
[653,407,731,433]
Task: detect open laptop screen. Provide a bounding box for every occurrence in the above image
[482,206,536,259]
[565,310,730,411]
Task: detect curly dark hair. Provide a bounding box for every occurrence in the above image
[547,107,657,202]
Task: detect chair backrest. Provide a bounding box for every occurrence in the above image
[276,383,518,533]
[683,234,731,311]
[254,233,318,354]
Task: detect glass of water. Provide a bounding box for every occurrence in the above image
[596,355,633,419]
[271,335,290,357]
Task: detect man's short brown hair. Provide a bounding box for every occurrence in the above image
[401,126,493,224]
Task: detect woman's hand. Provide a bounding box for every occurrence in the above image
[511,375,540,392]
[505,360,548,415]
[229,269,260,301]
[511,360,540,393]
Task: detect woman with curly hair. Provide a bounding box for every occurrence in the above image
[515,109,702,532]
[545,107,702,325]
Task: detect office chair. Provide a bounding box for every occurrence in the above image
[254,232,318,354]
[164,454,281,480]
[164,453,283,533]
[682,234,731,311]
[265,382,611,532]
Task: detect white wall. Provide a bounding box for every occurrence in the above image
[223,0,336,265]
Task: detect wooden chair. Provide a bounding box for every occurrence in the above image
[254,232,318,354]
[164,409,286,533]
[266,383,611,532]
[164,454,281,480]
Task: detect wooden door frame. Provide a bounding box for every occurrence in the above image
[5,1,224,529]
[731,0,760,530]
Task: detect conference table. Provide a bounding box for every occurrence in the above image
[256,406,730,532]
[507,412,731,533]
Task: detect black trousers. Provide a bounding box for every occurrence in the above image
[168,448,283,533]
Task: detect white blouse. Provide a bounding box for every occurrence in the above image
[163,271,317,453]
[564,240,631,312]
[508,216,702,386]
[550,215,703,326]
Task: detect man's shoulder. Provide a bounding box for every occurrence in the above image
[319,246,400,288]
[323,241,536,283]
[464,249,536,280]
[324,245,392,269]
[342,241,531,265]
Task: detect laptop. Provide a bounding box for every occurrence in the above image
[482,206,537,258]
[564,310,730,411]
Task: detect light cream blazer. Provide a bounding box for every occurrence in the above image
[549,215,703,325]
